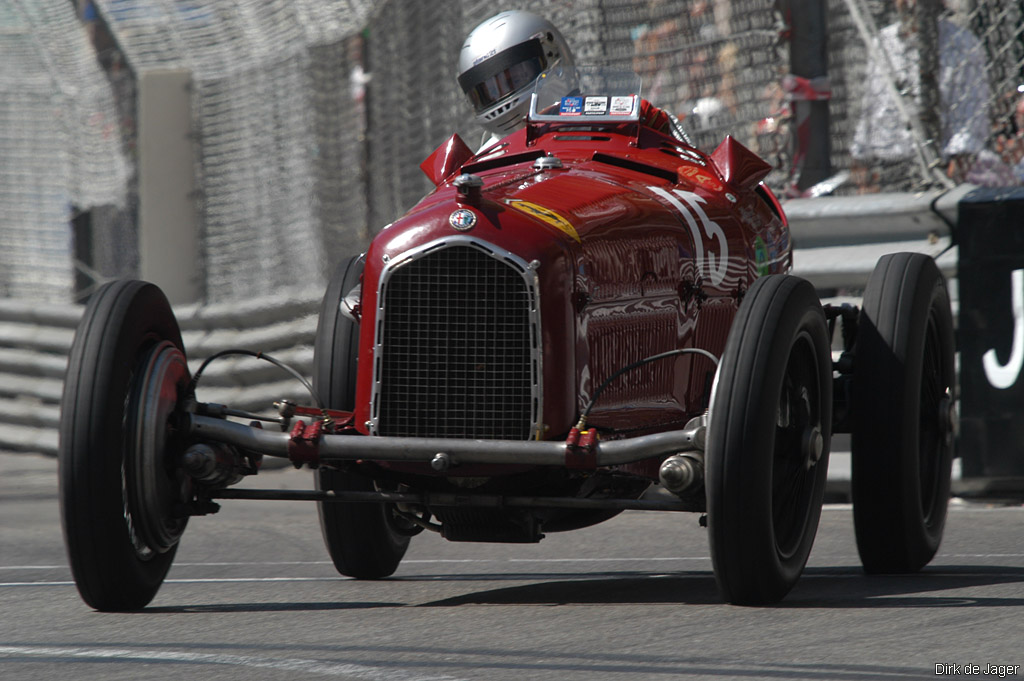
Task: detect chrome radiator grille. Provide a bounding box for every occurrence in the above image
[372,241,540,440]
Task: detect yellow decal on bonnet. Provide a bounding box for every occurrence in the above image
[504,199,580,242]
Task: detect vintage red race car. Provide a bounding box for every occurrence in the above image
[58,69,956,610]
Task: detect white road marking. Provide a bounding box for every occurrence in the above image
[0,645,464,681]
[4,548,1024,579]
[1,557,710,572]
[0,561,334,570]
[174,560,335,567]
[504,557,709,563]
[941,554,1024,558]
[1,577,339,587]
[0,566,63,570]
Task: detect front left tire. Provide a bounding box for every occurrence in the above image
[706,275,833,605]
[59,280,190,611]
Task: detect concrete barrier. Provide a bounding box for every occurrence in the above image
[0,289,321,456]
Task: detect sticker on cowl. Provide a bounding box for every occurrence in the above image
[559,96,583,116]
[609,96,635,115]
[583,96,608,115]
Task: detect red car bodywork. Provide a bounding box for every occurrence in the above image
[353,120,790,481]
[56,75,957,612]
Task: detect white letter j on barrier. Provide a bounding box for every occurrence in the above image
[983,268,1024,390]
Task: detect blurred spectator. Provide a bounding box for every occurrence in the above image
[1008,93,1024,181]
[754,79,792,172]
[633,15,681,110]
[631,0,734,147]
[851,0,989,192]
[967,89,1024,186]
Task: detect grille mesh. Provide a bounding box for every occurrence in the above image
[377,246,536,440]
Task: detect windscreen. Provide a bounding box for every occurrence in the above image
[529,66,643,123]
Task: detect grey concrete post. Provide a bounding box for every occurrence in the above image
[138,68,201,304]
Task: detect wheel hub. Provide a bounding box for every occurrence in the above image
[937,391,957,448]
[802,426,824,469]
[126,341,191,554]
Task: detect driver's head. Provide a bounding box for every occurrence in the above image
[458,10,575,137]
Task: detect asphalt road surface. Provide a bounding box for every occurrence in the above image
[2,451,1023,681]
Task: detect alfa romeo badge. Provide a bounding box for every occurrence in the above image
[449,208,477,231]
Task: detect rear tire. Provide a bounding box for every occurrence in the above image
[852,253,955,573]
[313,256,410,578]
[706,275,832,605]
[59,280,189,611]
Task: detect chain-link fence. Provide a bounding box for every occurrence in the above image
[835,0,1024,194]
[0,0,128,302]
[364,0,1023,208]
[88,0,375,303]
[4,0,1024,303]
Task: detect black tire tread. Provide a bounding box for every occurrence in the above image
[59,280,184,611]
[313,256,410,579]
[707,275,832,605]
[851,252,955,574]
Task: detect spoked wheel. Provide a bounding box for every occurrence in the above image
[313,255,411,579]
[706,275,833,605]
[851,253,956,573]
[59,280,191,611]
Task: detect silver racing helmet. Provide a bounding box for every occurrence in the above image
[458,10,576,137]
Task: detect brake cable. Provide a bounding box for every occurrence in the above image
[187,349,324,411]
[575,348,719,430]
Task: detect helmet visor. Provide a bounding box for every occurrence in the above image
[459,39,548,112]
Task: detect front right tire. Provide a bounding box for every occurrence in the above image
[313,256,410,578]
[851,253,956,574]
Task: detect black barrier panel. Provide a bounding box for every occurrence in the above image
[957,186,1024,496]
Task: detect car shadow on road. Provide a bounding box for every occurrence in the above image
[414,564,1024,608]
[417,570,722,606]
[138,564,1024,612]
[782,564,1024,608]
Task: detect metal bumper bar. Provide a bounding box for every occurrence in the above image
[210,488,701,512]
[185,414,703,469]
